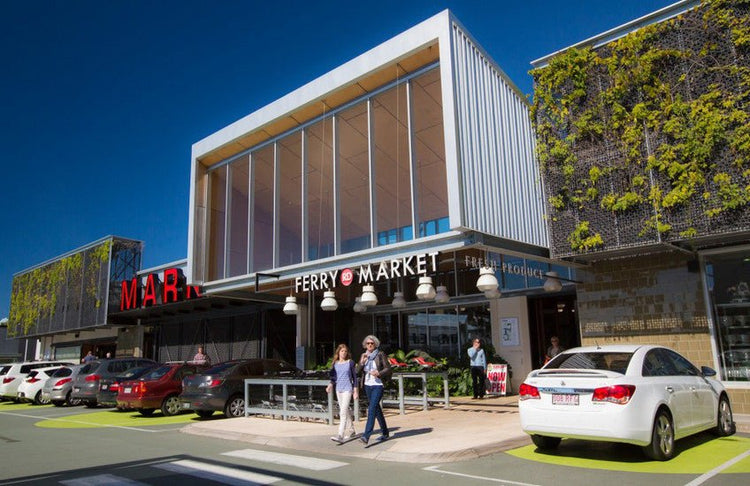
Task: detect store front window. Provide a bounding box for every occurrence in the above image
[704,250,750,381]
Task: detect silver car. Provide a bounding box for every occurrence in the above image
[42,365,86,407]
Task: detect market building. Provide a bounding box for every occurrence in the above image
[531,0,750,412]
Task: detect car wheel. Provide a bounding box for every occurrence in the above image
[66,392,81,407]
[84,400,98,408]
[713,395,735,436]
[224,395,245,418]
[161,395,181,416]
[643,409,674,461]
[531,434,561,450]
[51,400,65,407]
[34,391,49,405]
[196,410,214,418]
[139,408,155,417]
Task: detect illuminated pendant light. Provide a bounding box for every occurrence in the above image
[392,291,406,308]
[360,285,378,307]
[320,291,338,311]
[353,297,366,313]
[543,271,563,293]
[476,266,499,293]
[435,285,450,304]
[283,296,298,315]
[416,276,436,300]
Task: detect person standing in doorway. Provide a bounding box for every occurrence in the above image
[82,351,96,363]
[468,338,486,399]
[326,343,358,443]
[358,335,392,445]
[192,346,210,365]
[545,336,564,364]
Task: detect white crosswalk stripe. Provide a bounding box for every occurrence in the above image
[154,459,281,485]
[222,448,349,471]
[60,474,149,485]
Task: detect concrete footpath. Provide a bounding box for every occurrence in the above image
[181,395,530,463]
[181,395,750,463]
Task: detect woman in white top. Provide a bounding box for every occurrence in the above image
[357,335,392,445]
[326,343,358,443]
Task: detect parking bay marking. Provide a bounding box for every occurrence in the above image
[423,465,541,485]
[683,448,750,486]
[2,411,161,432]
[222,448,349,470]
[60,473,148,486]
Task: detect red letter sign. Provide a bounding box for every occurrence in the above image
[142,274,159,307]
[162,268,180,304]
[120,278,139,311]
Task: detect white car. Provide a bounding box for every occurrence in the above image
[518,344,735,460]
[0,360,74,402]
[17,366,65,404]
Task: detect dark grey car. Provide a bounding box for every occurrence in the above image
[179,359,304,418]
[71,357,156,407]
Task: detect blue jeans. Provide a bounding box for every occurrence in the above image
[363,385,388,441]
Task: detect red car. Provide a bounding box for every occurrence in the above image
[117,363,208,416]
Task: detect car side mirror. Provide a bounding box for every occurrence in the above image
[701,365,717,377]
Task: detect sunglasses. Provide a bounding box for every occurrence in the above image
[365,342,375,345]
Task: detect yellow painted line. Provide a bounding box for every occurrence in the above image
[506,436,750,474]
[34,410,198,429]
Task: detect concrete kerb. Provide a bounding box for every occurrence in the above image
[180,395,530,463]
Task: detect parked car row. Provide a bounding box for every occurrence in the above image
[1,357,321,420]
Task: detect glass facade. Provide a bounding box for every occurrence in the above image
[204,66,448,280]
[704,250,750,381]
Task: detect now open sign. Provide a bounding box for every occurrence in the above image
[486,363,508,396]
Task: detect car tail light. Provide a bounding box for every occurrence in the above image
[198,379,223,388]
[3,377,14,384]
[85,374,101,382]
[592,385,636,405]
[53,378,72,389]
[26,377,41,383]
[136,383,147,396]
[109,383,120,392]
[519,382,540,400]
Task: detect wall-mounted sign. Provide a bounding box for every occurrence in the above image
[501,317,520,347]
[464,255,545,280]
[294,251,439,293]
[120,268,203,311]
[486,363,508,395]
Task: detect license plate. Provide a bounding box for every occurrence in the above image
[101,385,108,390]
[552,393,579,405]
[183,402,191,409]
[73,387,80,392]
[124,387,131,394]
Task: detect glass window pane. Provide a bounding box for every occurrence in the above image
[412,69,448,237]
[338,101,371,254]
[306,119,334,260]
[372,83,412,246]
[251,145,274,272]
[228,155,249,277]
[208,165,226,280]
[278,133,302,267]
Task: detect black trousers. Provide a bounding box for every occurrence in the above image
[471,366,485,398]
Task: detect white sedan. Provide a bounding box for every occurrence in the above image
[518,344,735,460]
[17,366,64,405]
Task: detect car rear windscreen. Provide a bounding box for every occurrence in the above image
[546,352,633,373]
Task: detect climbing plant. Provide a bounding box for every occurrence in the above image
[532,0,750,256]
[8,239,111,336]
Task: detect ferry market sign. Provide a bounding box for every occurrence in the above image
[295,252,439,293]
[120,268,203,311]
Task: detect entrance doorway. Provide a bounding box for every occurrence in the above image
[528,294,579,367]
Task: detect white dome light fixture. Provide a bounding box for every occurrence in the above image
[320,291,338,311]
[283,296,298,315]
[476,266,499,293]
[392,291,406,308]
[416,276,436,300]
[435,285,450,304]
[360,285,378,307]
[353,297,366,313]
[543,271,563,293]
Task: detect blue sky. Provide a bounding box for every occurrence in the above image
[0,0,677,320]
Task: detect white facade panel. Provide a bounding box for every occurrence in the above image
[449,20,548,248]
